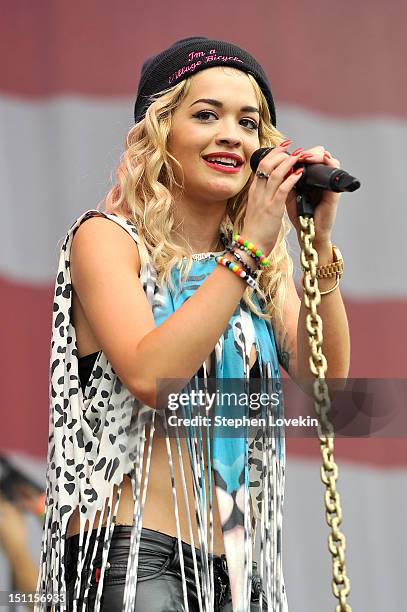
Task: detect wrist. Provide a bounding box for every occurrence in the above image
[297,234,333,259]
[300,242,343,296]
[297,231,332,252]
[239,229,271,258]
[230,248,258,273]
[218,253,258,290]
[314,240,334,265]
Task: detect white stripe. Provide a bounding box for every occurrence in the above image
[280,105,407,297]
[1,96,406,297]
[282,456,407,612]
[0,95,131,283]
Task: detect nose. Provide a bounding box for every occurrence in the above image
[215,119,243,147]
[216,135,242,146]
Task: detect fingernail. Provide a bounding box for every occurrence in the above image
[324,151,332,159]
[298,153,314,161]
[291,147,304,156]
[294,167,304,175]
[280,139,293,147]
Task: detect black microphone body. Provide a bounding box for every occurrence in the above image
[250,147,361,193]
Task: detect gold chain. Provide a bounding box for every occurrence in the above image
[299,214,352,612]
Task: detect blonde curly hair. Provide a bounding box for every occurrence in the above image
[103,71,294,325]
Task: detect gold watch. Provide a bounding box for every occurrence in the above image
[316,244,344,279]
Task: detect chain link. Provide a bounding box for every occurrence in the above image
[299,214,352,612]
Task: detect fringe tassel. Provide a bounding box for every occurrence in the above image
[93,483,122,612]
[162,412,190,612]
[173,421,205,612]
[187,386,211,609]
[183,371,214,610]
[123,414,153,611]
[79,510,103,611]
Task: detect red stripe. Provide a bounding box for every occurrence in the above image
[346,298,407,378]
[0,277,52,459]
[1,278,406,464]
[287,297,407,466]
[1,1,406,117]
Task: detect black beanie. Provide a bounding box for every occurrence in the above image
[134,36,276,126]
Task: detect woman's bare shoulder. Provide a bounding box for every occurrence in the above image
[71,214,141,276]
[69,214,155,395]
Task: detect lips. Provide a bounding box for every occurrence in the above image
[201,153,245,176]
[202,153,244,166]
[202,157,243,174]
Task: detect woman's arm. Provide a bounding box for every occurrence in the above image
[71,217,256,408]
[274,242,350,387]
[277,142,351,390]
[297,240,350,382]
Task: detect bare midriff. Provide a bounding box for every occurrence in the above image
[67,288,257,556]
[66,432,227,555]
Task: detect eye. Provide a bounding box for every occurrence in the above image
[193,110,259,131]
[240,118,259,131]
[192,110,217,122]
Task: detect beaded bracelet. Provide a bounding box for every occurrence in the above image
[232,233,270,267]
[215,255,258,289]
[224,244,260,276]
[233,241,262,266]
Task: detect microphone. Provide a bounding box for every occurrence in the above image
[250,147,361,193]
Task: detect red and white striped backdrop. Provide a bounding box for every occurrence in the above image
[1,2,406,610]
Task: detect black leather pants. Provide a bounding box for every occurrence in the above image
[65,526,267,611]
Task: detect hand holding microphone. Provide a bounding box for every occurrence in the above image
[250,146,361,193]
[241,140,308,255]
[243,142,360,253]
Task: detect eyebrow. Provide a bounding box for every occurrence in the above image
[189,98,260,115]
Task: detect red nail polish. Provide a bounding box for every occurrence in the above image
[298,153,314,161]
[291,147,304,156]
[294,167,304,175]
[280,138,293,147]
